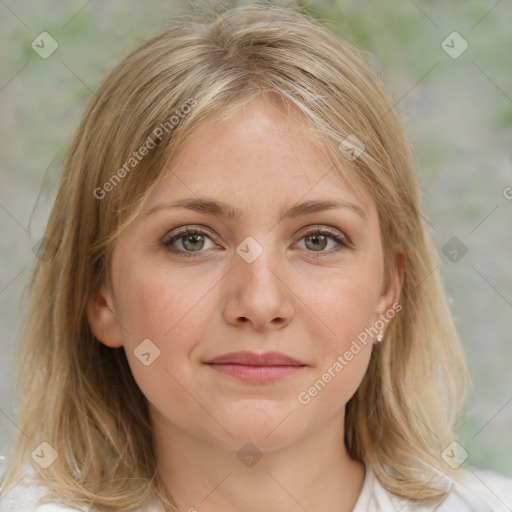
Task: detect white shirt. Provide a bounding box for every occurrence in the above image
[1,462,511,511]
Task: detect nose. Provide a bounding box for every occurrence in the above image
[222,248,295,332]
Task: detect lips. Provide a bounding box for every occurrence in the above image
[204,350,306,366]
[204,351,307,384]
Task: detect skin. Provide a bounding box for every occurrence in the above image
[87,95,404,512]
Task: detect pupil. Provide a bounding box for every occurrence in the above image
[306,235,327,251]
[184,235,204,251]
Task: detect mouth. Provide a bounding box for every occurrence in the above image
[205,362,307,384]
[203,351,307,384]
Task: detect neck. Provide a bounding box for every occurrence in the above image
[150,406,365,512]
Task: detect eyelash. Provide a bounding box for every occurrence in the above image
[162,225,350,258]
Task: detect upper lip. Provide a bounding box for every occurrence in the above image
[204,351,306,366]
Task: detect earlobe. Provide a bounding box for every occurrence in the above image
[86,282,123,348]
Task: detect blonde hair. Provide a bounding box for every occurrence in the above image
[0,2,470,510]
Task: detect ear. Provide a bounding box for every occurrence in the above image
[374,245,406,340]
[86,281,123,348]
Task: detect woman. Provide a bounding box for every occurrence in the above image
[1,2,511,511]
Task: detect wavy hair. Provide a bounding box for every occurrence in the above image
[0,2,470,510]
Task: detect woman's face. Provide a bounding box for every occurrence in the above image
[88,96,402,453]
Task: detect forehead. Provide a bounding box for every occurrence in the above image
[145,96,375,221]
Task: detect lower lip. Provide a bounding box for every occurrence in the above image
[205,363,306,384]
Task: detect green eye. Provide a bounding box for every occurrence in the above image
[162,225,350,258]
[163,227,217,256]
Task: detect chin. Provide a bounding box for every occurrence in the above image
[212,412,304,450]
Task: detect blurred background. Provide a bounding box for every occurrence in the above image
[1,0,511,479]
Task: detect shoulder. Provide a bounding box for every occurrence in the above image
[360,463,512,512]
[0,463,160,512]
[450,467,512,511]
[0,480,158,512]
[418,469,512,511]
[0,478,83,512]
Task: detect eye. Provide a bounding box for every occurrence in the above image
[162,227,218,256]
[162,225,350,258]
[296,226,350,255]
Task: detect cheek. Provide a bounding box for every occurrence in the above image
[114,263,205,418]
[113,258,216,402]
[304,267,381,347]
[294,265,380,404]
[113,257,212,342]
[297,278,376,412]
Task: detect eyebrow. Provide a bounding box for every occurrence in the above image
[146,197,367,222]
